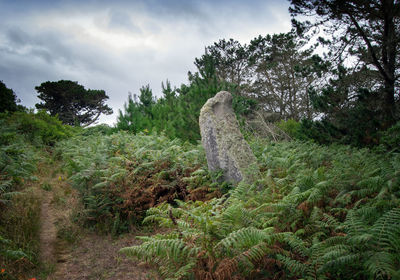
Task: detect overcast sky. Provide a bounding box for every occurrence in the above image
[0,0,291,125]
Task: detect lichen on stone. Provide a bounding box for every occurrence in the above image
[199,91,260,184]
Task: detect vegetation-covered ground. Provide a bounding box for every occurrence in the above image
[120,138,400,279]
[1,110,399,280]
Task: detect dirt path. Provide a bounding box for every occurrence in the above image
[50,233,159,280]
[36,160,160,280]
[39,190,57,265]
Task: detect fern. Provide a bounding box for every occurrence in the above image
[318,207,400,278]
[276,254,314,278]
[217,227,274,252]
[56,132,214,232]
[121,238,200,279]
[53,132,400,279]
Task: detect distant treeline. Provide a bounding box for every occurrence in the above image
[117,28,399,147]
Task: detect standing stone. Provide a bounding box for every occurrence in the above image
[199,91,260,184]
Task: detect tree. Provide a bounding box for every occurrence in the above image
[308,64,384,146]
[248,31,328,120]
[117,93,148,133]
[289,0,400,126]
[35,80,113,126]
[116,53,253,142]
[0,81,19,113]
[138,84,155,119]
[194,33,329,121]
[116,84,155,133]
[194,39,250,94]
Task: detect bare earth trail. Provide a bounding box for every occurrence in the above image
[36,159,160,280]
[39,189,57,268]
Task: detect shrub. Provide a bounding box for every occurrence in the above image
[1,111,74,146]
[380,121,400,152]
[276,119,305,140]
[79,124,115,136]
[299,119,343,144]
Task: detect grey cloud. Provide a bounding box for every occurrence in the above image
[108,10,142,34]
[6,27,30,46]
[3,24,139,79]
[0,53,64,106]
[30,48,54,64]
[0,0,291,125]
[143,0,209,21]
[4,27,74,66]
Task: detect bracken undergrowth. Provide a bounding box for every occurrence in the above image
[55,131,223,234]
[120,139,400,280]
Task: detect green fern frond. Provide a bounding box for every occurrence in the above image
[280,233,309,257]
[320,253,360,273]
[121,238,199,263]
[230,181,251,201]
[0,179,12,192]
[344,210,368,236]
[371,207,400,251]
[276,254,313,277]
[365,251,397,280]
[0,191,24,199]
[217,227,274,251]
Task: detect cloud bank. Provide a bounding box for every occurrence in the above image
[0,0,291,125]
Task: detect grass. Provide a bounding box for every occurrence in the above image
[0,186,42,279]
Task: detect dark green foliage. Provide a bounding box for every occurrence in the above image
[306,64,385,146]
[275,119,344,145]
[35,80,113,126]
[279,64,395,147]
[1,110,74,146]
[298,119,342,144]
[116,85,155,134]
[248,31,326,120]
[289,0,400,146]
[79,124,115,136]
[232,94,258,119]
[0,81,19,113]
[117,60,255,143]
[380,121,400,152]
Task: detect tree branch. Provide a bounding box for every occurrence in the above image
[346,12,392,83]
[82,110,102,128]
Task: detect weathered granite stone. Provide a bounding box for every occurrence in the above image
[199,91,260,184]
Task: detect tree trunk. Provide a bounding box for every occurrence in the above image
[381,0,397,126]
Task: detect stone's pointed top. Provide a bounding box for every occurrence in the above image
[199,91,260,185]
[200,91,232,116]
[212,91,232,102]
